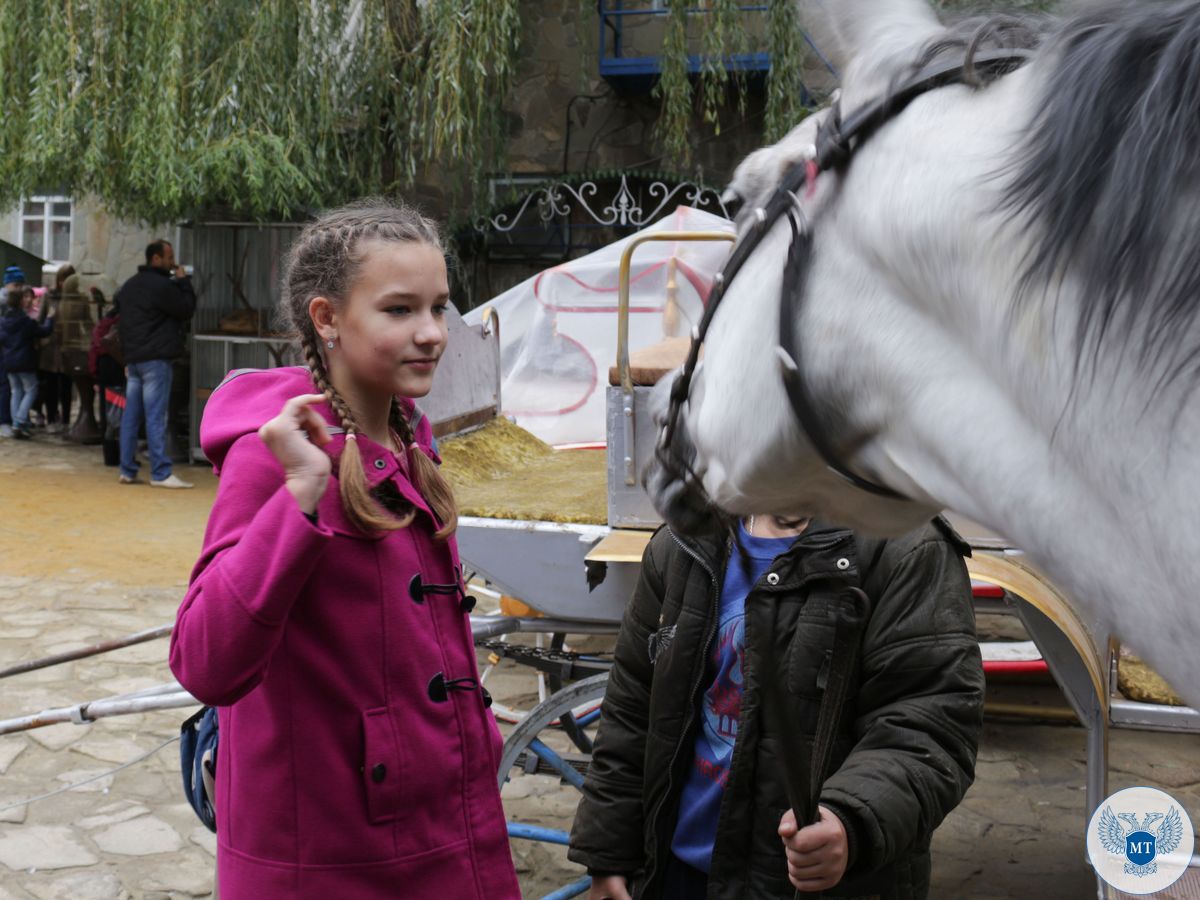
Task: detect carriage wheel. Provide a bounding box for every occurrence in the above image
[547,633,595,755]
[497,671,608,790]
[499,673,609,900]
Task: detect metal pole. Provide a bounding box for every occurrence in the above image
[0,689,198,736]
[0,624,172,680]
[615,230,735,485]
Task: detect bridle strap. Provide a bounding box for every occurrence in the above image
[659,48,1033,500]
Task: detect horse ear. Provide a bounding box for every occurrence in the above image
[800,0,943,86]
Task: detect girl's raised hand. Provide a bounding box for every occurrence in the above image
[258,393,332,515]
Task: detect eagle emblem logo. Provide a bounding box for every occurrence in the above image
[1098,805,1185,877]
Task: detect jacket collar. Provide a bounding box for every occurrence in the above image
[670,518,858,583]
[319,418,439,525]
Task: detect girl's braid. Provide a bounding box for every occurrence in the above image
[300,330,360,436]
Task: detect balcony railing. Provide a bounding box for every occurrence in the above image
[597,2,834,91]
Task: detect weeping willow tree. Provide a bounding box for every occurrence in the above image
[652,0,1061,166]
[0,0,1060,222]
[655,0,809,165]
[0,0,521,223]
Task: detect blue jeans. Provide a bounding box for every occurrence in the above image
[120,359,173,481]
[8,372,39,429]
[0,368,10,426]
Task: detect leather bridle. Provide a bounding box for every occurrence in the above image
[655,49,1033,507]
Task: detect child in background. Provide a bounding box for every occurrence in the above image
[169,200,520,900]
[0,288,55,439]
[0,267,24,437]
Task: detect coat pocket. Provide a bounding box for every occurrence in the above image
[361,707,403,824]
[785,612,836,701]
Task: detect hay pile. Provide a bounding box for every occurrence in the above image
[1117,651,1185,706]
[439,417,607,524]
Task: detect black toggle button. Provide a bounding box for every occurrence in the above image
[371,763,386,783]
[427,671,480,704]
[409,573,427,604]
[460,594,477,614]
[481,687,493,708]
[409,573,468,604]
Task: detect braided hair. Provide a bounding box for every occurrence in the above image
[279,199,457,538]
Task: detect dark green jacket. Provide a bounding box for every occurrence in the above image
[568,519,984,899]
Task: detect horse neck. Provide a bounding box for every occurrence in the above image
[814,84,1200,683]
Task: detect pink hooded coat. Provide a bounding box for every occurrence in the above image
[169,367,519,900]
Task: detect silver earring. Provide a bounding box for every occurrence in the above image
[326,339,335,349]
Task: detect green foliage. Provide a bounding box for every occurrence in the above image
[0,0,521,223]
[764,0,808,143]
[699,0,747,133]
[653,0,692,166]
[651,0,813,167]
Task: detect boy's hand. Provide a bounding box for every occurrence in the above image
[258,393,332,515]
[588,874,632,900]
[778,805,848,892]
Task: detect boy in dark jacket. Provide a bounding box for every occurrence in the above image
[0,288,55,439]
[569,515,984,899]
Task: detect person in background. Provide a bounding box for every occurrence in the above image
[88,292,124,466]
[0,267,25,437]
[0,286,56,439]
[35,265,76,434]
[114,240,196,487]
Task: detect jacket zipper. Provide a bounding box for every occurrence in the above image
[643,530,722,891]
[647,527,847,893]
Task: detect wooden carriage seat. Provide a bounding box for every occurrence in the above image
[608,336,694,387]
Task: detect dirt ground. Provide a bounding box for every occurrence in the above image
[0,432,1197,899]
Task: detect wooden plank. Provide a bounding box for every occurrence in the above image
[585,529,654,563]
[608,336,693,386]
[431,407,497,439]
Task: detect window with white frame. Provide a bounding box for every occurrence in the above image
[18,196,73,264]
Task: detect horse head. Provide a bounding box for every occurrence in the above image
[644,0,949,538]
[645,0,1200,704]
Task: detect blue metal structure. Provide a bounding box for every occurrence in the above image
[597,2,836,94]
[599,1,769,92]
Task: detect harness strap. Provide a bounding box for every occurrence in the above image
[761,583,869,900]
[658,48,1033,501]
[779,213,908,499]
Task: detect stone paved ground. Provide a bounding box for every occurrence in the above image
[1,433,1198,899]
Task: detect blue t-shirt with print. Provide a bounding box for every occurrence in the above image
[670,521,796,873]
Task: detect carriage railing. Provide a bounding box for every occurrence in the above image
[615,230,737,485]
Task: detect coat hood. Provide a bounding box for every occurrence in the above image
[200,366,436,475]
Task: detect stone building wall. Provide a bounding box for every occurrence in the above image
[1,196,164,297]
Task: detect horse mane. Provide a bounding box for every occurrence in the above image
[1000,1,1200,388]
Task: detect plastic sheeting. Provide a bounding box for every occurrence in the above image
[463,206,735,446]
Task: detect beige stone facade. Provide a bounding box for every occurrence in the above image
[1,195,163,298]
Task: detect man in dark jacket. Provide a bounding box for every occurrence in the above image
[569,515,984,899]
[115,239,195,488]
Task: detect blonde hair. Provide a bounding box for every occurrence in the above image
[278,198,457,539]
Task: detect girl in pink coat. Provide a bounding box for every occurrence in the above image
[169,200,520,899]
